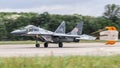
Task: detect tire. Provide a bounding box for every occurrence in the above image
[35,44,40,48]
[44,42,48,48]
[59,42,63,48]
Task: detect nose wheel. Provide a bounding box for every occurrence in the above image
[35,43,40,48]
[35,37,40,48]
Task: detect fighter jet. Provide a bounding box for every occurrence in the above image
[11,21,83,48]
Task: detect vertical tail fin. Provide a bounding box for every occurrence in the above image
[68,21,83,35]
[55,21,66,34]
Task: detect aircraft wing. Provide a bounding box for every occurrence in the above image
[27,31,53,36]
[27,31,80,37]
[53,33,80,37]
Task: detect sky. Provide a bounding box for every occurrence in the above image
[0,0,120,17]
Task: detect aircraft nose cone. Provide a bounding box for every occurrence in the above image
[11,31,15,34]
[11,30,18,34]
[11,30,27,35]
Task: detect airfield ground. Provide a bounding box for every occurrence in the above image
[0,42,120,57]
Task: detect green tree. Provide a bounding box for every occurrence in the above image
[103,4,120,22]
[0,23,6,40]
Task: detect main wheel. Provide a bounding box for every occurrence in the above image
[44,42,48,48]
[58,42,63,48]
[35,44,40,48]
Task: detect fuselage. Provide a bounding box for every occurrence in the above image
[11,25,80,43]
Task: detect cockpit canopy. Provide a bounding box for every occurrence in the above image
[23,25,39,32]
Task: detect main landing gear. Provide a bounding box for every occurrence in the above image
[35,41,63,48]
[44,42,48,48]
[43,42,63,48]
[58,42,63,48]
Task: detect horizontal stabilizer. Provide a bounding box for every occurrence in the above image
[77,34,96,40]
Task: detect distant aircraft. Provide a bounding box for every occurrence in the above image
[11,21,96,48]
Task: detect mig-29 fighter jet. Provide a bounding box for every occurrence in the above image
[11,21,83,48]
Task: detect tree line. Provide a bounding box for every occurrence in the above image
[0,4,120,40]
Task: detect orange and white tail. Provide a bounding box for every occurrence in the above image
[104,26,118,45]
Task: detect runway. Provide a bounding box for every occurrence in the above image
[0,42,120,57]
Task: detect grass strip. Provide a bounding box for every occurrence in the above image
[0,55,120,68]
